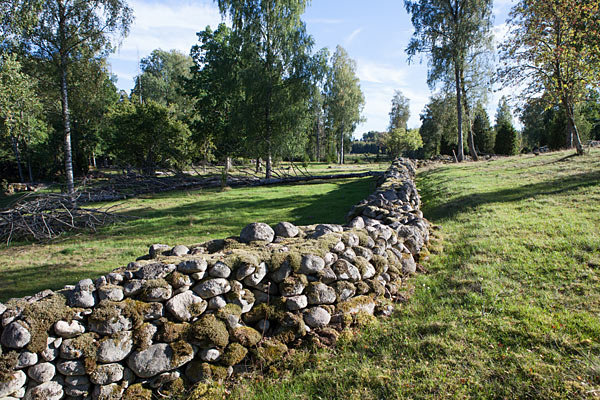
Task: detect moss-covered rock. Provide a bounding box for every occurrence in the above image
[190,314,229,348]
[371,254,388,275]
[186,361,228,384]
[122,383,152,400]
[215,303,242,320]
[157,321,190,343]
[0,351,18,381]
[231,326,262,347]
[220,343,248,366]
[254,339,288,365]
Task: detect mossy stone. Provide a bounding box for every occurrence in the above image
[220,343,248,366]
[254,339,288,365]
[158,321,189,343]
[371,255,388,275]
[0,351,18,381]
[231,326,262,347]
[190,314,229,348]
[122,383,152,400]
[215,303,242,320]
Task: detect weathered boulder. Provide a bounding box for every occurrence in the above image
[298,254,325,275]
[166,291,207,321]
[97,331,133,363]
[127,342,194,378]
[274,222,299,238]
[303,307,331,328]
[193,278,231,299]
[54,320,85,339]
[1,321,31,349]
[240,222,275,243]
[24,381,63,400]
[0,370,26,397]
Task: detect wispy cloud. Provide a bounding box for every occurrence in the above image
[357,60,407,86]
[345,28,363,45]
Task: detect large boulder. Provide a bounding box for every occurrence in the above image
[127,342,194,378]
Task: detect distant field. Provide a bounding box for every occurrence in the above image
[0,176,376,301]
[225,149,600,399]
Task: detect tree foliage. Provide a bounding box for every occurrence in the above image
[472,103,494,154]
[405,0,493,161]
[388,90,410,131]
[385,128,423,158]
[499,0,600,154]
[494,97,520,155]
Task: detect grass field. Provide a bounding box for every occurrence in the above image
[220,149,600,399]
[0,176,376,301]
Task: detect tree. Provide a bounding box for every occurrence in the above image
[105,99,191,175]
[405,0,493,161]
[385,128,423,158]
[324,45,365,164]
[499,0,600,155]
[132,49,194,117]
[0,54,45,182]
[419,92,460,158]
[216,0,315,178]
[7,0,133,195]
[472,103,494,154]
[388,90,410,131]
[494,97,520,155]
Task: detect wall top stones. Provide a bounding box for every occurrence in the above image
[0,158,432,400]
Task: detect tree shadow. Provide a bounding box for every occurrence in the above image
[421,170,600,222]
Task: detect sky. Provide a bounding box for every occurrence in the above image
[108,0,516,138]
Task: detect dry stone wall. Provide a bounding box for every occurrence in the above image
[0,158,432,400]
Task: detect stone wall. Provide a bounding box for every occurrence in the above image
[0,158,432,400]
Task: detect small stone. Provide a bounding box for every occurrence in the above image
[244,262,267,286]
[166,291,207,321]
[16,351,38,369]
[178,258,208,274]
[191,271,207,281]
[306,282,336,305]
[24,381,63,400]
[274,222,299,238]
[134,263,176,280]
[299,254,325,274]
[97,331,133,363]
[240,222,275,243]
[107,273,124,285]
[89,315,132,335]
[1,321,31,349]
[41,337,60,362]
[123,279,145,296]
[127,342,194,378]
[199,348,221,362]
[150,370,180,389]
[60,336,93,359]
[68,289,95,308]
[140,282,172,302]
[97,286,124,302]
[90,363,124,385]
[76,278,95,292]
[207,296,227,310]
[27,362,55,383]
[332,259,361,281]
[318,266,337,284]
[149,243,170,258]
[171,245,189,257]
[0,370,26,397]
[209,262,231,278]
[270,261,292,283]
[193,278,231,299]
[401,253,417,275]
[56,360,86,376]
[341,247,357,262]
[93,383,124,399]
[285,295,308,311]
[348,216,365,229]
[54,320,85,338]
[235,263,256,281]
[303,307,331,328]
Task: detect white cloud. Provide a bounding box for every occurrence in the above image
[357,60,407,86]
[345,28,363,45]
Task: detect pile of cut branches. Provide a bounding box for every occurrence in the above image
[0,193,128,244]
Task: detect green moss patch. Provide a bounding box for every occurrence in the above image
[190,314,229,348]
[231,326,262,347]
[221,343,248,366]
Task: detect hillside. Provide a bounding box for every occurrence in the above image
[226,149,600,399]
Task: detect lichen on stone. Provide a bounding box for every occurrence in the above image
[158,321,190,343]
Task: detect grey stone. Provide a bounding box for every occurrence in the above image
[89,363,124,385]
[149,243,171,258]
[60,336,93,359]
[240,222,275,243]
[65,383,90,397]
[0,370,26,397]
[134,262,176,280]
[207,296,227,311]
[323,252,337,266]
[192,278,231,299]
[24,381,63,400]
[150,370,180,389]
[127,342,194,378]
[27,363,55,383]
[97,286,124,302]
[333,241,345,253]
[54,320,85,338]
[285,295,308,311]
[348,216,365,229]
[299,255,325,274]
[171,245,189,257]
[143,302,164,320]
[235,263,256,281]
[317,266,337,284]
[169,273,192,289]
[332,281,356,302]
[97,331,133,363]
[16,351,37,369]
[274,222,299,238]
[76,278,95,292]
[0,302,6,316]
[270,261,292,283]
[166,291,207,321]
[123,279,145,297]
[306,282,336,305]
[353,246,373,261]
[56,360,86,376]
[401,253,417,275]
[303,307,331,328]
[92,383,124,399]
[340,247,357,262]
[178,258,208,274]
[209,261,231,278]
[1,321,31,349]
[279,276,306,297]
[107,273,124,285]
[65,375,90,387]
[244,262,267,286]
[199,348,221,362]
[41,337,60,362]
[68,289,95,308]
[140,283,172,302]
[89,314,132,335]
[332,259,361,281]
[191,271,207,281]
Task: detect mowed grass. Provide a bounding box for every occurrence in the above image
[222,149,600,400]
[0,176,376,301]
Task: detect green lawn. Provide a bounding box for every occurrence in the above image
[222,149,600,400]
[0,176,376,301]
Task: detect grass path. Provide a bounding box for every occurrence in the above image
[226,149,600,399]
[0,177,376,301]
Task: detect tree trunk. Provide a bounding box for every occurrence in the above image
[59,55,75,196]
[316,122,321,162]
[10,135,25,183]
[454,62,464,162]
[339,127,344,164]
[564,104,584,155]
[256,158,262,173]
[459,75,478,161]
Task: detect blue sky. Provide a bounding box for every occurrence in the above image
[108,0,515,137]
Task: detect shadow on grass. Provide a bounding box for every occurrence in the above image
[420,170,600,222]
